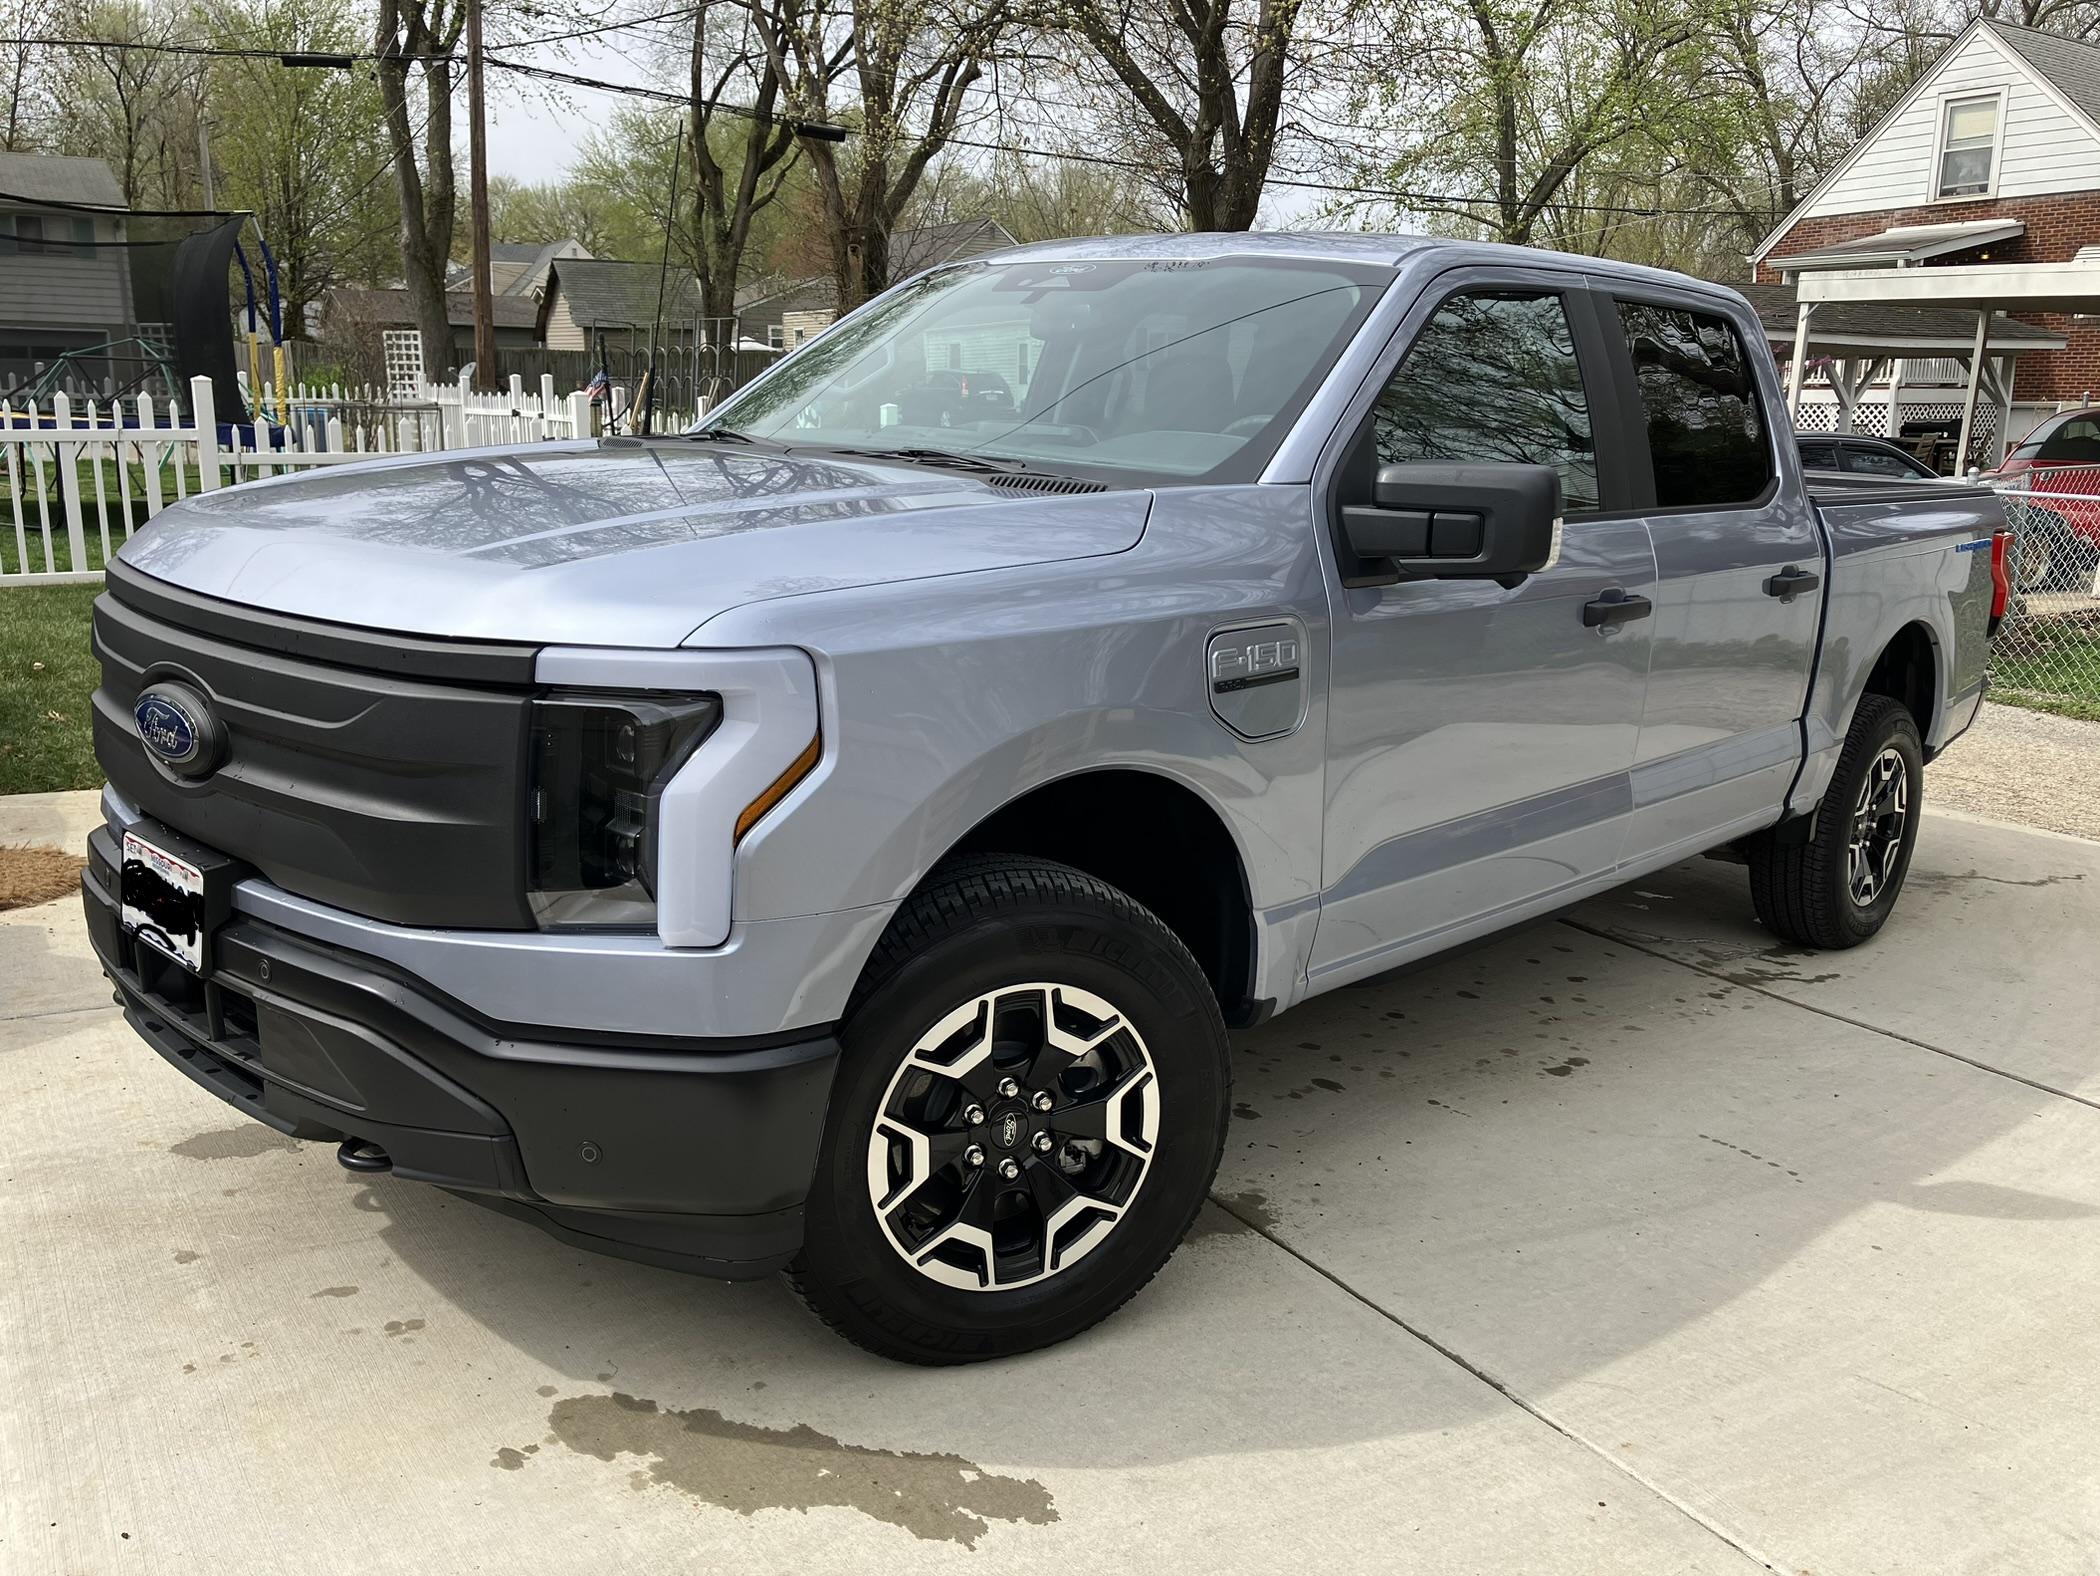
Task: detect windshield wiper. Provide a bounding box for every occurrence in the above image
[834,445,1024,474]
[682,426,755,443]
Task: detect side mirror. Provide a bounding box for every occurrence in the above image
[1340,461,1561,585]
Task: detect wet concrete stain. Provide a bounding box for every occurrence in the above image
[168,1126,299,1161]
[1541,1056,1590,1078]
[310,1286,359,1299]
[382,1318,425,1338]
[172,1250,200,1264]
[1206,1188,1277,1234]
[506,1392,1059,1547]
[1231,1101,1262,1121]
[1723,966,1843,988]
[1913,869,2086,891]
[1699,1133,1801,1181]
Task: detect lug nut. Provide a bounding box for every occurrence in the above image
[996,1076,1020,1098]
[1033,1132,1054,1153]
[962,1103,985,1126]
[964,1145,986,1168]
[997,1158,1020,1180]
[1031,1090,1054,1112]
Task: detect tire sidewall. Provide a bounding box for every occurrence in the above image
[803,899,1229,1348]
[1827,701,1925,943]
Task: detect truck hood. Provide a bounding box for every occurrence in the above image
[115,439,1151,647]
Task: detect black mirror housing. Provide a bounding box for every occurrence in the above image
[1339,461,1561,586]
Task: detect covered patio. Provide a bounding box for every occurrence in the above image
[1740,282,2064,467]
[1791,258,2100,470]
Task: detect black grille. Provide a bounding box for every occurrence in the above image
[983,472,1109,496]
[94,571,541,929]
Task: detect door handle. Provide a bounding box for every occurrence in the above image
[1763,565,1821,601]
[1582,588,1652,628]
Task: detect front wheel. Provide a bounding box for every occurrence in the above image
[1747,694,1924,949]
[790,855,1230,1364]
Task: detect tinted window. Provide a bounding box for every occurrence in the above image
[1616,303,1772,509]
[1842,444,1929,479]
[2037,417,2100,464]
[1372,291,1599,511]
[1797,441,1838,471]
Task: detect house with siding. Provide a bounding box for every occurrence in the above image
[0,153,136,393]
[735,218,1019,348]
[1754,19,2100,450]
[535,258,710,352]
[446,238,591,300]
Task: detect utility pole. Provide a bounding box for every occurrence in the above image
[196,116,215,208]
[465,0,496,392]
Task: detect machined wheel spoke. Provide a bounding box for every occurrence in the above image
[868,979,1160,1293]
[1051,1065,1157,1157]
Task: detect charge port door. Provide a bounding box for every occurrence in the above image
[1207,620,1307,740]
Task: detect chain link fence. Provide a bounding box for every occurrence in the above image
[1993,468,2100,721]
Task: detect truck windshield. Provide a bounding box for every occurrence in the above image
[702,256,1389,484]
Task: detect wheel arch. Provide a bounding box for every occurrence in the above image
[911,765,1262,1025]
[1856,618,1940,747]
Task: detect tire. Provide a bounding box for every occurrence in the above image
[789,854,1231,1364]
[1747,695,1924,949]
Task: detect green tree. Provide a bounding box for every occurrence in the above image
[198,0,396,330]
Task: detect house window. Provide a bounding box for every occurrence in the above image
[1936,95,2000,199]
[0,215,95,256]
[767,323,784,349]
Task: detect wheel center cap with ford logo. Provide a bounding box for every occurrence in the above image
[134,681,224,778]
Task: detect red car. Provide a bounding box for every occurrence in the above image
[1983,408,2100,591]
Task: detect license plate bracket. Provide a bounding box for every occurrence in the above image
[119,820,241,976]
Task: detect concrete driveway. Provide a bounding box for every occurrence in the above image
[5,790,2099,1574]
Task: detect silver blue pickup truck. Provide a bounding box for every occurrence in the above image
[83,233,2007,1363]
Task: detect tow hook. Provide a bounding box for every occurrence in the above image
[336,1138,392,1174]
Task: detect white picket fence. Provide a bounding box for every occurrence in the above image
[1,373,603,587]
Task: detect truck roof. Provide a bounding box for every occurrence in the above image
[981,231,1754,313]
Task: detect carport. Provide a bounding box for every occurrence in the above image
[1746,280,2064,464]
[1794,257,2100,468]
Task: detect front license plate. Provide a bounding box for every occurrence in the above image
[121,830,207,974]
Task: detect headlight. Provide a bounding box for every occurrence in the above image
[528,692,721,929]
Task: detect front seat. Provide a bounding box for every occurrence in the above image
[1140,344,1238,435]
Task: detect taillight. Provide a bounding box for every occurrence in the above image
[1989,529,2013,633]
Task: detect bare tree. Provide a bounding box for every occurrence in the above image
[689,6,802,324]
[1056,0,1312,229]
[374,0,466,377]
[754,0,1008,310]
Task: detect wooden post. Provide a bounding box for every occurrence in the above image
[1785,300,1815,420]
[52,392,88,571]
[465,0,497,392]
[568,389,593,442]
[1955,310,1990,478]
[192,375,220,491]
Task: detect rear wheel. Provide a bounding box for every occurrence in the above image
[1747,695,1924,949]
[790,855,1230,1364]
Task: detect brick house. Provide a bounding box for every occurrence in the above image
[1754,18,2100,444]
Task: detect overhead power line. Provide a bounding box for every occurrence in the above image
[25,30,1756,219]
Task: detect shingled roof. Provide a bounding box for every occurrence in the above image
[1988,21,2100,125]
[0,152,125,208]
[539,259,705,335]
[1735,281,2064,352]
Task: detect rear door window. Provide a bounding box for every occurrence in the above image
[2037,417,2100,464]
[1841,444,1927,479]
[1615,302,1773,509]
[1798,441,1838,471]
[1372,290,1601,511]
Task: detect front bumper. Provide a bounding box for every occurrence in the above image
[83,827,840,1278]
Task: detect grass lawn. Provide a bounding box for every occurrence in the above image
[0,582,102,796]
[1991,618,2100,723]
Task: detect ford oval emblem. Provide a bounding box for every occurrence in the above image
[134,684,218,775]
